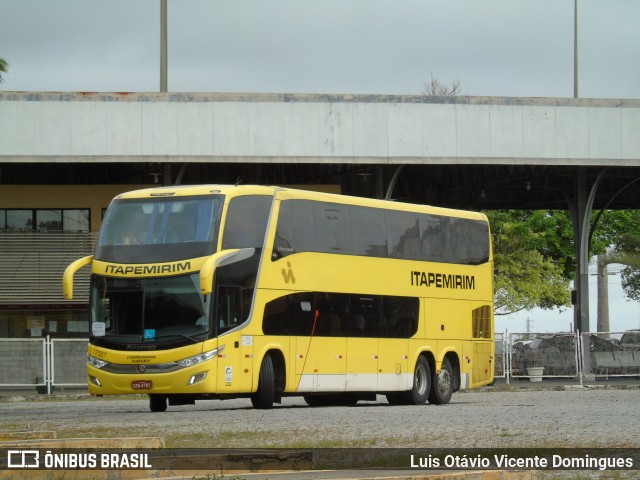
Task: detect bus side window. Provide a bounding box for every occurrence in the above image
[384,296,419,338]
[350,206,387,257]
[315,297,342,336]
[222,196,271,249]
[262,292,314,336]
[313,203,352,254]
[262,295,290,335]
[386,211,420,260]
[272,200,314,260]
[419,214,451,263]
[217,285,241,331]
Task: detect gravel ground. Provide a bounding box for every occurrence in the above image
[1,386,638,449]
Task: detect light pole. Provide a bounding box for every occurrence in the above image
[160,0,168,92]
[574,0,578,98]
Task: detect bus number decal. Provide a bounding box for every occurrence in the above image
[90,347,107,359]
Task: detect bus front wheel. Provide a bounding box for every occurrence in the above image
[149,395,167,412]
[428,357,453,405]
[251,355,275,409]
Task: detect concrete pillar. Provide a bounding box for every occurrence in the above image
[569,168,605,334]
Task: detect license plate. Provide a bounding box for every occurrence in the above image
[131,380,152,390]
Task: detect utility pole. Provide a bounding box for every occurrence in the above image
[160,0,170,186]
[160,0,168,92]
[597,256,610,333]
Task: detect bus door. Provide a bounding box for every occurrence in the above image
[469,305,494,387]
[215,285,253,393]
[465,340,493,387]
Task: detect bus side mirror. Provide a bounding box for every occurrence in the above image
[199,254,222,295]
[63,255,94,300]
[199,248,256,295]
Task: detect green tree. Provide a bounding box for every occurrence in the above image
[0,57,8,83]
[486,210,571,315]
[485,209,640,316]
[601,230,640,301]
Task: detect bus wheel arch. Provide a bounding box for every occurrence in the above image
[450,353,461,392]
[386,352,433,405]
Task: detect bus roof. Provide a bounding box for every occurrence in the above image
[114,184,277,199]
[114,184,487,222]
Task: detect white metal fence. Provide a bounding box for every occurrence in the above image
[0,333,637,394]
[504,331,640,384]
[0,336,87,394]
[494,332,507,378]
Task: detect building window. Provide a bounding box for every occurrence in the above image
[0,209,90,232]
[6,210,32,231]
[36,210,62,231]
[63,210,90,231]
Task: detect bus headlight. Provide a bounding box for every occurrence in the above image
[87,354,108,369]
[177,346,223,367]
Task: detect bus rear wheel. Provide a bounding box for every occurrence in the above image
[386,355,430,405]
[251,355,275,409]
[428,357,453,405]
[149,395,167,412]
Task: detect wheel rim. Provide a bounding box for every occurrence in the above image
[437,368,451,395]
[415,364,428,396]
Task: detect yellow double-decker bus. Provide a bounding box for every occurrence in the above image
[64,185,494,412]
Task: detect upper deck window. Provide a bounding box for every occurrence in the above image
[222,195,272,250]
[273,199,490,265]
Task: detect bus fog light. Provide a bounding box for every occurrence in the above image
[188,372,207,385]
[89,376,102,387]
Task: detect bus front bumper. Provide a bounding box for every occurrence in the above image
[87,364,216,396]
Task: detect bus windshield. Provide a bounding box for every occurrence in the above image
[90,273,211,347]
[95,195,223,263]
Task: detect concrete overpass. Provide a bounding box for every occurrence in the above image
[1,92,638,166]
[1,91,639,332]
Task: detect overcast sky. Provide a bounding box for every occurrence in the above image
[1,0,639,332]
[1,0,639,98]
